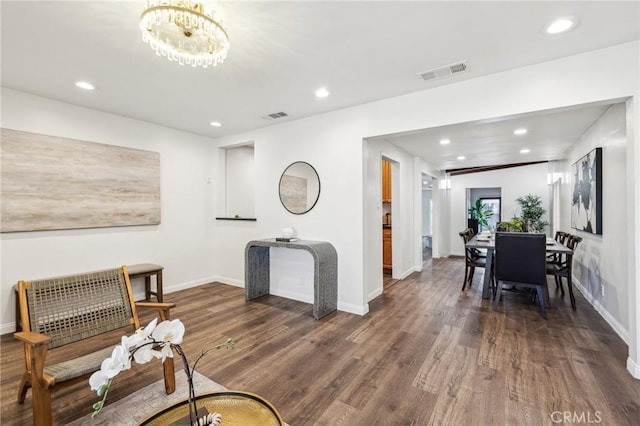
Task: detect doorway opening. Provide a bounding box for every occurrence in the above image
[421,173,433,264]
[467,188,501,233]
[381,158,393,277]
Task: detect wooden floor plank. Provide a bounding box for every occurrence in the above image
[2,256,639,425]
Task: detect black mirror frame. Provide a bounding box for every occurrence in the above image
[278,161,321,215]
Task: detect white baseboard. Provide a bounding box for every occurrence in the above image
[397,268,414,280]
[1,322,17,336]
[367,287,383,302]
[270,288,314,304]
[210,275,244,288]
[627,357,640,379]
[572,278,630,344]
[338,301,369,316]
[162,275,221,294]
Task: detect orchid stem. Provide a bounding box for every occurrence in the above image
[174,345,199,425]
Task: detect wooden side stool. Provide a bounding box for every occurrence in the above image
[128,263,164,302]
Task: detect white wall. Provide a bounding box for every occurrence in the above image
[0,88,218,333]
[2,41,638,377]
[561,103,630,339]
[212,43,639,377]
[449,163,550,256]
[213,112,371,314]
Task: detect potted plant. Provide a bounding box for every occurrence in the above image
[516,194,549,233]
[468,199,494,233]
[497,217,524,232]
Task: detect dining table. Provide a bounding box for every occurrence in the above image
[465,233,574,306]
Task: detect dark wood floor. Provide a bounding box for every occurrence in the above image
[2,256,639,425]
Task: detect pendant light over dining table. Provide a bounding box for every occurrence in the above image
[139,0,229,68]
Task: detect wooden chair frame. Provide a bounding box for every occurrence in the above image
[14,266,176,426]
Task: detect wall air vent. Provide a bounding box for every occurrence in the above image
[417,61,468,81]
[262,112,289,120]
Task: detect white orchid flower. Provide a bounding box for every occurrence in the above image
[90,316,234,420]
[100,344,131,379]
[132,345,156,364]
[122,318,158,349]
[152,319,185,345]
[157,344,175,363]
[89,370,108,391]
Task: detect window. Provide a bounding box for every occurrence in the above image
[479,197,501,231]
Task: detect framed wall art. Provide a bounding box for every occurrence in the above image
[571,147,602,235]
[1,128,161,232]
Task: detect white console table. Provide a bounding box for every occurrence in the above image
[245,239,338,319]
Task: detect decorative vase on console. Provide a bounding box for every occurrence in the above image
[281,227,297,240]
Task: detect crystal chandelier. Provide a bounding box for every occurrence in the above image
[139,1,229,68]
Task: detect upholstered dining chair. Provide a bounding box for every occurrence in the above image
[547,234,582,309]
[493,232,547,319]
[459,229,489,291]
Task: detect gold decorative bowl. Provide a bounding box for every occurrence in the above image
[138,390,284,425]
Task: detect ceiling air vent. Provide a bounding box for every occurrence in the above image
[417,61,468,81]
[262,112,289,120]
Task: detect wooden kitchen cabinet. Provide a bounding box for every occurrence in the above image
[382,160,392,203]
[383,227,392,272]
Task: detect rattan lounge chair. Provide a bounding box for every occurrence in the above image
[14,266,176,426]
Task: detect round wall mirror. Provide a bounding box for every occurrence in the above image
[278,161,321,214]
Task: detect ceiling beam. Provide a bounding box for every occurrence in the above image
[445,161,548,176]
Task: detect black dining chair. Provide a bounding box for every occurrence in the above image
[493,232,548,319]
[547,234,582,310]
[547,230,569,264]
[459,229,488,291]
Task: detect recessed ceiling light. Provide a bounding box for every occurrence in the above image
[514,128,528,135]
[520,148,531,154]
[457,155,466,160]
[315,87,329,98]
[75,81,95,90]
[210,121,222,127]
[440,139,450,145]
[546,18,576,34]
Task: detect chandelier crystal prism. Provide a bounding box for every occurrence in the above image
[139,0,229,68]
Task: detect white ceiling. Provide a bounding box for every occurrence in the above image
[374,101,617,170]
[2,1,639,169]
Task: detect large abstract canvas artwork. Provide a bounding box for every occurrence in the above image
[1,128,161,232]
[571,147,602,235]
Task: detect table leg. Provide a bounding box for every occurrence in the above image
[482,249,494,299]
[567,254,576,309]
[156,270,163,302]
[246,246,271,300]
[145,276,151,301]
